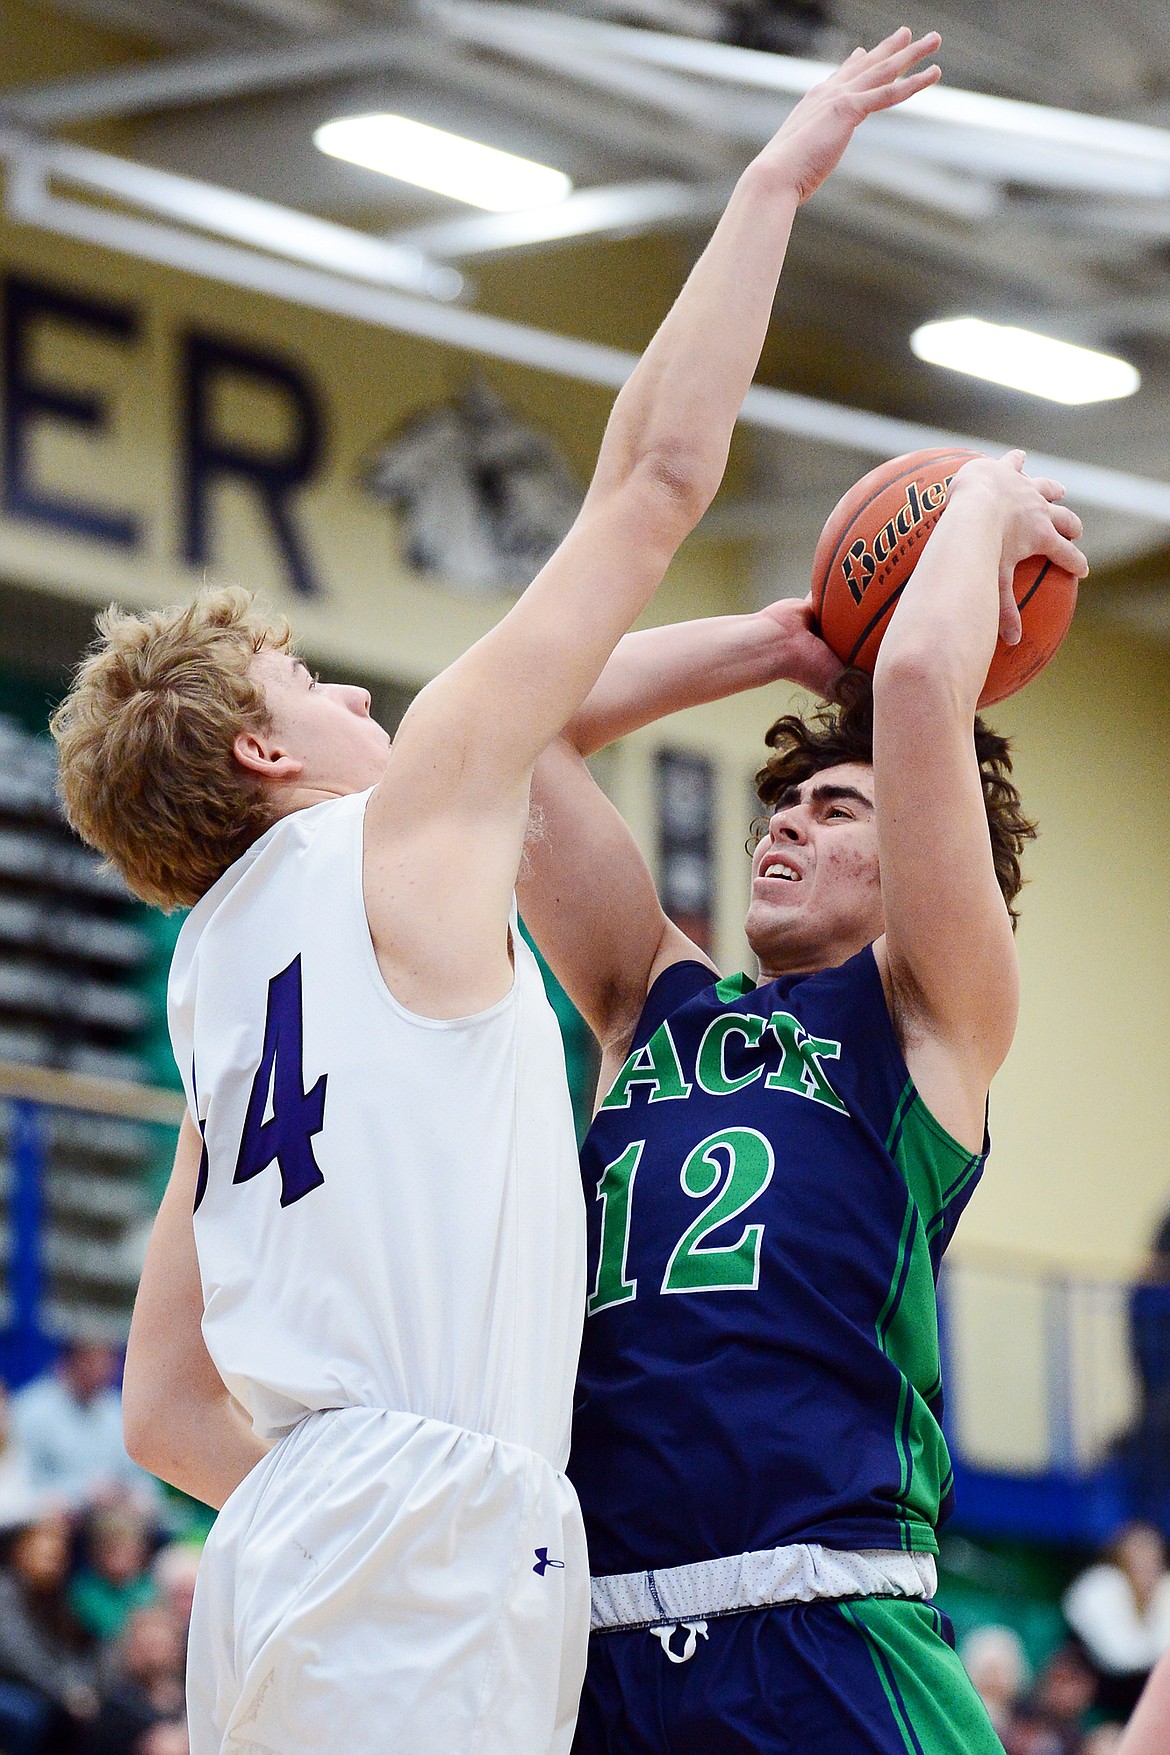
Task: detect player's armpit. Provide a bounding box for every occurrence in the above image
[124,1115,270,1509]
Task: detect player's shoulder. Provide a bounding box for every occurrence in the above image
[632,955,725,1049]
[171,790,370,984]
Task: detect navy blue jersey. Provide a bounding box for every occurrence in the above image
[570,947,986,1576]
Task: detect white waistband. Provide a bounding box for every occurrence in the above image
[590,1543,938,1632]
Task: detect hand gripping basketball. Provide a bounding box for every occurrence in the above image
[810,448,1085,706]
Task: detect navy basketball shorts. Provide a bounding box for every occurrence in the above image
[571,1596,1006,1755]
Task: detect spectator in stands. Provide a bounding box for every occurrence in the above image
[70,1508,155,1644]
[147,1545,199,1653]
[1081,1728,1124,1754]
[1063,1522,1170,1720]
[1125,1214,1170,1535]
[0,1380,40,1529]
[0,1508,97,1753]
[961,1624,1031,1746]
[83,1605,184,1755]
[1002,1720,1062,1755]
[133,1721,188,1755]
[11,1343,160,1516]
[1014,1645,1096,1755]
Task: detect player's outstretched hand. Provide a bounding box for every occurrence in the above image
[757,594,845,699]
[758,26,942,206]
[948,450,1089,647]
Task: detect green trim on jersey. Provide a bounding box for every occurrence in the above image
[839,1599,1006,1755]
[885,1080,984,1236]
[874,1083,983,1552]
[713,970,756,1004]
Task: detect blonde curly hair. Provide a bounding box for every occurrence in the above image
[51,588,291,910]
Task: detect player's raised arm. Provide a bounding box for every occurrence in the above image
[368,31,940,1013]
[369,32,939,823]
[871,453,1087,1146]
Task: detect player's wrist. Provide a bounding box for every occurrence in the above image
[944,465,1006,515]
[751,604,802,679]
[737,153,805,212]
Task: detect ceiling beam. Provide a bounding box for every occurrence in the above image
[211,0,346,32]
[2,135,1166,525]
[2,132,463,301]
[1,26,417,125]
[429,4,1170,197]
[16,7,1170,219]
[389,179,730,259]
[2,20,724,179]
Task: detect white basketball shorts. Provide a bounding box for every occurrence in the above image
[186,1407,589,1755]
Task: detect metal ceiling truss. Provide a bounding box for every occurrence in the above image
[4,8,1170,522]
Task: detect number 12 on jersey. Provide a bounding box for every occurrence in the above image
[588,1127,776,1314]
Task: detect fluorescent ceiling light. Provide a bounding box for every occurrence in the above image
[314,114,572,212]
[911,317,1140,405]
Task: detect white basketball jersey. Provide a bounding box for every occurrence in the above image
[167,790,586,1469]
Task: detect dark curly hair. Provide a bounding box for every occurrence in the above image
[752,671,1037,927]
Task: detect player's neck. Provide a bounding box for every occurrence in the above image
[265,779,362,819]
[754,929,877,984]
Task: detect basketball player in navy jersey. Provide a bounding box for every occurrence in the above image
[518,451,1088,1754]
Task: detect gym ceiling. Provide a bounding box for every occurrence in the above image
[4,0,1170,630]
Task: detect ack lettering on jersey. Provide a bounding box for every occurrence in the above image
[601,1009,846,1116]
[233,956,328,1209]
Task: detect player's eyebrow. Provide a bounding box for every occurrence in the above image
[773,781,874,813]
[812,783,874,812]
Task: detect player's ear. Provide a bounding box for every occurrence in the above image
[233,727,302,783]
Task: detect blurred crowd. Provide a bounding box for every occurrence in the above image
[6,1338,1170,1755]
[962,1521,1170,1753]
[0,1342,200,1755]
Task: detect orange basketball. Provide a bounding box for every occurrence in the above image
[811,448,1078,707]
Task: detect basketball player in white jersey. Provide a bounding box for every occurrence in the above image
[51,32,941,1755]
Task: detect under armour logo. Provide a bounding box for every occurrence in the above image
[650,1621,709,1664]
[533,1548,565,1576]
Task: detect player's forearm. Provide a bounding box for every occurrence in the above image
[589,163,799,528]
[564,610,786,755]
[1119,1647,1170,1755]
[872,479,1002,715]
[563,598,843,755]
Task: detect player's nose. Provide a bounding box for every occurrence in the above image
[768,806,808,843]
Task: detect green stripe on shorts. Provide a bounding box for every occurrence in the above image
[838,1599,1006,1755]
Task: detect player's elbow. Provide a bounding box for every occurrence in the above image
[122,1401,164,1477]
[122,1370,170,1477]
[631,442,722,539]
[873,638,974,719]
[122,1340,186,1481]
